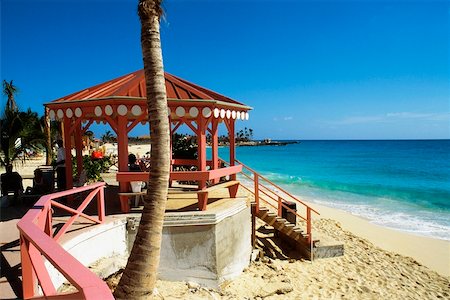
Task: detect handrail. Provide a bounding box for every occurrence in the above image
[221,158,319,246]
[235,159,319,215]
[17,182,113,299]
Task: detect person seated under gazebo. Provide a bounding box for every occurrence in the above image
[1,165,23,204]
[25,169,52,196]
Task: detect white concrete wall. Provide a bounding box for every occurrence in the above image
[45,218,128,290]
[46,198,250,290]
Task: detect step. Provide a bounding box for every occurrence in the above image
[275,217,287,223]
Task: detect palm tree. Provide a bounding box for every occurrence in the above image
[2,80,18,112]
[0,108,46,167]
[114,0,170,298]
[101,130,115,143]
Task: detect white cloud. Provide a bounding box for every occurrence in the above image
[329,112,450,125]
[273,116,293,122]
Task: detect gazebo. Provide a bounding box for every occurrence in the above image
[45,69,252,212]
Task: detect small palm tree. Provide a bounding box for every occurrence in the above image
[0,108,46,167]
[101,130,115,143]
[2,80,18,112]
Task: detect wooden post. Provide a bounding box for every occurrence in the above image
[117,115,130,212]
[251,202,256,249]
[98,186,105,222]
[307,207,312,244]
[254,173,259,214]
[74,122,84,176]
[278,196,282,217]
[21,238,36,298]
[197,118,207,189]
[211,119,219,184]
[229,120,236,180]
[62,118,73,190]
[44,107,52,165]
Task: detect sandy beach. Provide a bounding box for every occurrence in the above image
[3,146,449,298]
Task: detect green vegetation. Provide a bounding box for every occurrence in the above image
[172,133,197,159]
[101,130,116,143]
[1,80,47,167]
[72,155,112,182]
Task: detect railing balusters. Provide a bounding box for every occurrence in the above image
[20,237,36,299]
[233,158,319,252]
[254,172,259,213]
[306,207,311,244]
[17,182,112,299]
[278,196,282,217]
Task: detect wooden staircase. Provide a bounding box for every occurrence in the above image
[255,205,319,259]
[220,158,321,260]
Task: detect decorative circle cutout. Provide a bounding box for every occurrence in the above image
[57,109,64,119]
[65,108,73,118]
[202,107,212,118]
[94,106,102,117]
[189,107,199,118]
[75,108,82,117]
[226,110,231,119]
[213,108,220,118]
[105,105,113,116]
[236,111,241,120]
[131,105,142,116]
[49,110,56,120]
[231,111,236,119]
[245,112,249,120]
[117,105,127,116]
[175,106,185,117]
[220,109,226,119]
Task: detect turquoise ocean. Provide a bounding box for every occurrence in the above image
[213,140,450,241]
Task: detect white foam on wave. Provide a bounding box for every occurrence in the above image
[237,171,450,241]
[304,193,450,241]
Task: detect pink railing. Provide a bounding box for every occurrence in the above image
[225,159,319,245]
[16,182,113,299]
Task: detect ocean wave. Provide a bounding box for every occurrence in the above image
[258,171,450,210]
[302,192,450,241]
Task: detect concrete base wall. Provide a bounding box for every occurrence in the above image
[48,198,250,290]
[156,200,251,287]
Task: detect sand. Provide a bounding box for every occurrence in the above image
[4,145,450,299]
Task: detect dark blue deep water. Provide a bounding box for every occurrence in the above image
[214,140,450,240]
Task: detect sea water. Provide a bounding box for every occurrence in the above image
[213,140,450,241]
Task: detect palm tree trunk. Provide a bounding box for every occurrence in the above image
[114,0,169,299]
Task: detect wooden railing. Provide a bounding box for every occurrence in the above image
[16,182,113,299]
[223,159,319,245]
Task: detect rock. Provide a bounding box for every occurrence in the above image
[251,249,260,261]
[267,264,281,271]
[187,281,200,290]
[276,285,294,295]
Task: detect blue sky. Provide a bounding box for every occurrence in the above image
[2,0,449,140]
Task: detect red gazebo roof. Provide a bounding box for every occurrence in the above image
[51,69,246,107]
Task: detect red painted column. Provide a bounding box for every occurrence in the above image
[229,120,236,180]
[211,119,219,184]
[117,116,130,212]
[63,118,73,189]
[74,122,83,175]
[197,118,207,189]
[169,118,173,187]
